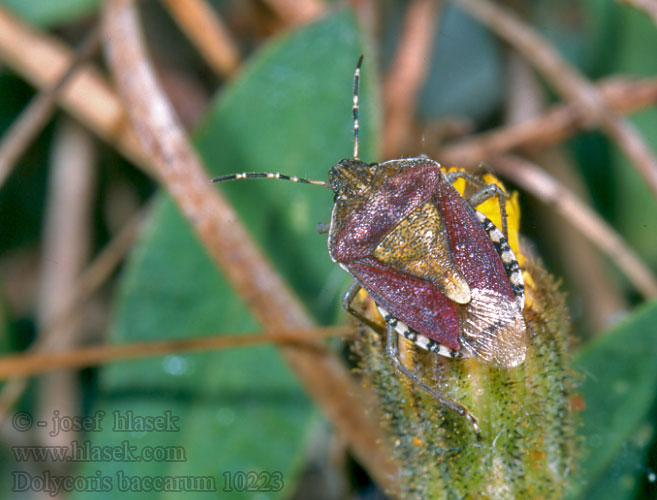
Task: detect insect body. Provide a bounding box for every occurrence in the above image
[328,157,526,369]
[213,56,527,436]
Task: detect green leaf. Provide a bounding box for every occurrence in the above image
[419,4,503,122]
[72,10,375,499]
[569,299,657,499]
[578,418,654,500]
[0,0,100,28]
[608,8,657,270]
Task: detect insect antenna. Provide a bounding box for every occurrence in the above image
[353,54,363,159]
[211,172,329,188]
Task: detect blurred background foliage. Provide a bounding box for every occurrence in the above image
[0,0,656,498]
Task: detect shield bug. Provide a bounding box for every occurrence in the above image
[213,55,526,436]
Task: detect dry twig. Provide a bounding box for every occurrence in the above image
[161,0,240,78]
[36,119,95,448]
[619,0,657,26]
[37,203,149,353]
[0,6,151,172]
[442,76,657,166]
[102,0,395,487]
[4,7,654,189]
[0,326,353,380]
[532,149,628,330]
[490,155,657,298]
[383,0,441,157]
[262,0,326,27]
[0,203,149,424]
[0,27,99,188]
[503,53,626,331]
[455,0,657,200]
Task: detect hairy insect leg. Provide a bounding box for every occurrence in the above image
[468,185,509,241]
[445,170,510,240]
[342,281,383,332]
[385,324,481,440]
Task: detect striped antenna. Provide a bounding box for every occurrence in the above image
[353,54,363,159]
[212,57,366,189]
[211,172,329,188]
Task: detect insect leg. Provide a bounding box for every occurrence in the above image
[385,323,481,440]
[342,280,361,312]
[341,281,385,333]
[445,171,510,239]
[316,222,330,234]
[467,184,509,241]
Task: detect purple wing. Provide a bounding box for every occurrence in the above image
[347,256,461,351]
[436,181,516,302]
[436,182,526,366]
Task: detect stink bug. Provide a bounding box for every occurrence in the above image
[213,55,526,436]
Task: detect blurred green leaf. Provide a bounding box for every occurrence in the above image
[578,417,654,500]
[570,299,657,499]
[608,8,657,271]
[418,4,503,122]
[71,10,374,499]
[532,0,618,73]
[0,0,100,28]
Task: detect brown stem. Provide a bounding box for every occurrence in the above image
[0,202,148,426]
[619,0,657,26]
[102,0,395,487]
[4,6,655,193]
[0,326,353,380]
[36,119,95,448]
[0,27,99,188]
[160,0,240,78]
[442,76,657,166]
[455,0,657,200]
[261,0,326,27]
[531,149,628,331]
[383,0,441,157]
[0,6,151,173]
[503,53,626,331]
